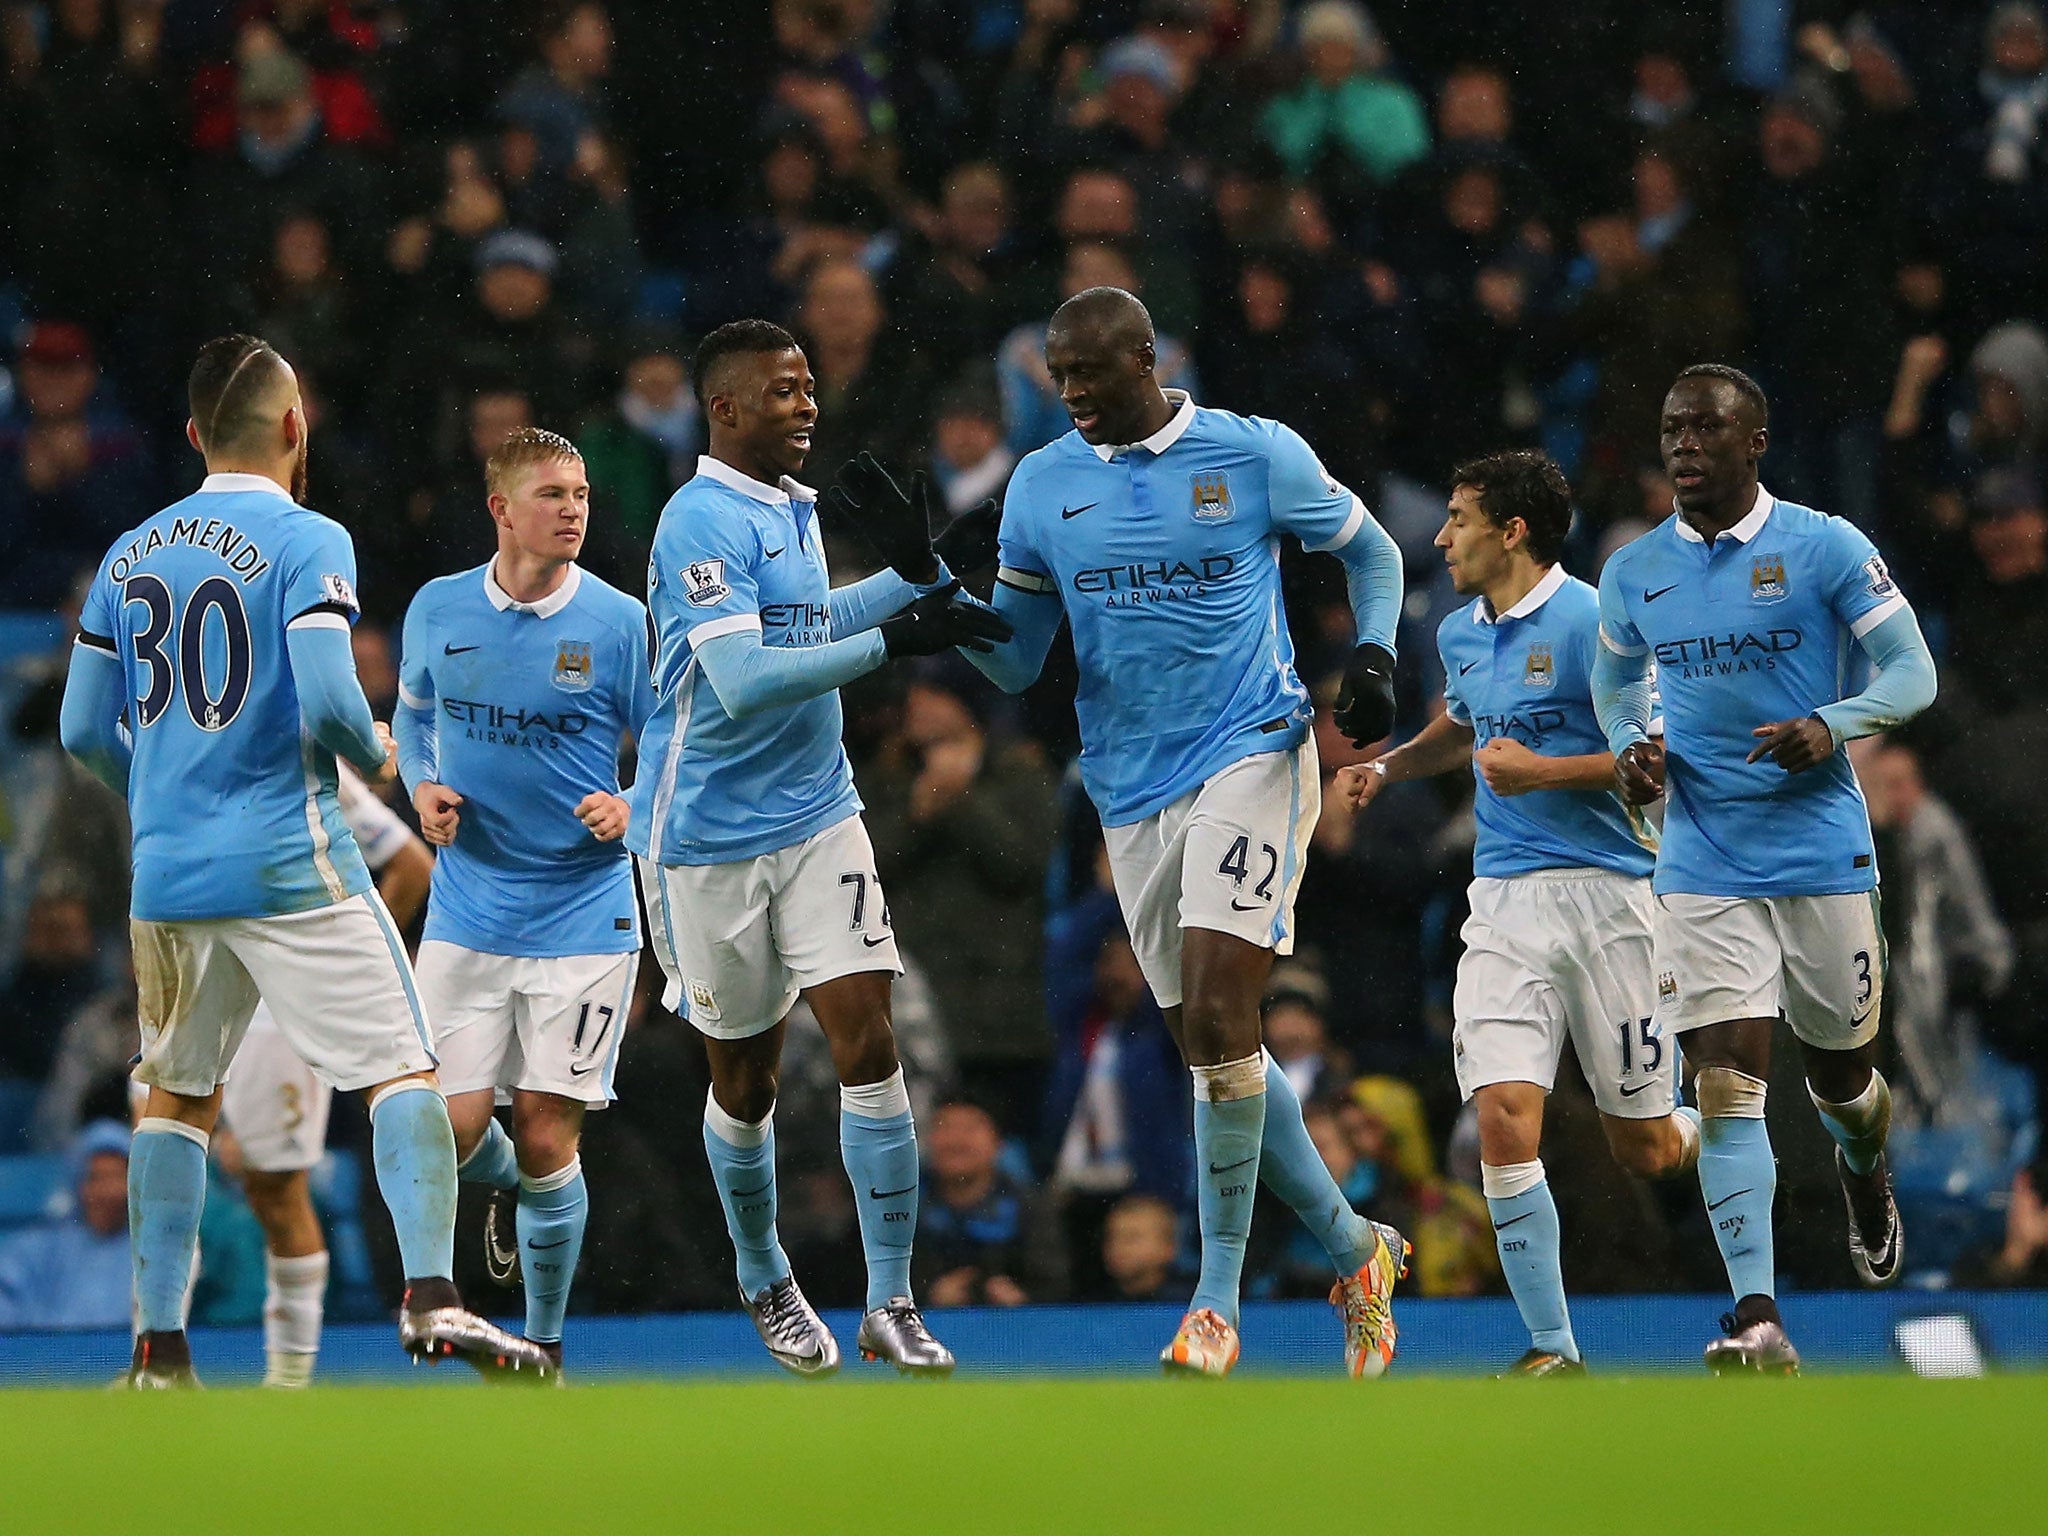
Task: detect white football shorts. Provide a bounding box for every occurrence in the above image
[420,943,639,1105]
[637,813,902,1040]
[1653,889,1884,1050]
[1102,739,1318,1010]
[132,891,435,1098]
[1452,868,1676,1119]
[220,1008,332,1173]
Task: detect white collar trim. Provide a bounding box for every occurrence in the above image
[198,472,294,501]
[1090,389,1198,462]
[1474,561,1568,624]
[485,557,581,617]
[1674,485,1774,544]
[695,453,818,505]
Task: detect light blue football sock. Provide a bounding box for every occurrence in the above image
[704,1094,790,1299]
[1189,1060,1266,1327]
[130,1119,209,1334]
[517,1158,587,1345]
[1484,1161,1577,1362]
[1260,1053,1376,1273]
[1810,1072,1890,1177]
[1699,1115,1777,1299]
[369,1083,458,1281]
[840,1072,918,1311]
[456,1118,519,1190]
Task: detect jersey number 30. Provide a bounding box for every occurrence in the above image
[123,575,253,732]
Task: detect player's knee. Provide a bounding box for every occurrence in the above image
[1610,1130,1677,1179]
[1181,991,1257,1064]
[713,1072,779,1126]
[512,1104,582,1174]
[1696,1065,1768,1119]
[242,1169,307,1228]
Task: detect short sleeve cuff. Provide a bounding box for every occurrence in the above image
[1301,495,1367,554]
[1599,625,1648,657]
[996,565,1058,595]
[287,610,352,633]
[686,612,763,644]
[1848,593,1908,638]
[76,630,116,655]
[397,683,432,710]
[1443,699,1471,726]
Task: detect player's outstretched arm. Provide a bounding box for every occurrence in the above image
[285,620,385,777]
[828,566,950,638]
[958,577,1059,694]
[58,640,132,794]
[1334,708,1473,809]
[1815,604,1937,747]
[694,626,888,718]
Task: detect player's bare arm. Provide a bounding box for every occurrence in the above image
[1335,709,1473,809]
[1476,738,1619,797]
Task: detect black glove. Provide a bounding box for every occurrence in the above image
[819,452,939,582]
[879,580,1016,658]
[925,475,1001,576]
[1332,642,1397,747]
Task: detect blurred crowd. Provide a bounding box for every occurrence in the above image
[1,0,2045,1323]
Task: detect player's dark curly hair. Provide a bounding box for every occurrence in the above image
[1673,362,1770,427]
[693,319,800,408]
[1450,449,1573,563]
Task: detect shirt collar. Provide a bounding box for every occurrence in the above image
[1090,389,1198,462]
[485,557,581,618]
[1674,484,1774,544]
[694,453,818,506]
[1473,561,1568,624]
[198,472,294,501]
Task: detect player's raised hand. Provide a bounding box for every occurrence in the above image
[1747,715,1835,774]
[820,452,941,583]
[372,721,400,786]
[880,581,1015,657]
[926,477,1001,576]
[1615,739,1665,805]
[1475,737,1551,797]
[1332,642,1397,748]
[574,790,630,842]
[1333,760,1389,811]
[413,781,464,846]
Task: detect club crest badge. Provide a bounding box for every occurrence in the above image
[686,977,721,1022]
[1523,641,1556,691]
[1751,552,1789,604]
[684,558,730,607]
[553,639,594,692]
[1190,473,1233,522]
[1659,970,1679,1004]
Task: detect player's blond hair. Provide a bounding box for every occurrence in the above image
[485,426,584,497]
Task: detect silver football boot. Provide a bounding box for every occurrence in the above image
[744,1275,842,1375]
[1703,1309,1802,1375]
[857,1297,956,1376]
[400,1296,557,1382]
[1837,1148,1905,1287]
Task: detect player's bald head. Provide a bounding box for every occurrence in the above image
[188,334,300,455]
[1048,286,1155,358]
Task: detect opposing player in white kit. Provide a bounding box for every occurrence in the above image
[1337,451,1704,1375]
[59,334,550,1384]
[963,288,1410,1377]
[631,320,1008,1376]
[222,762,431,1386]
[395,428,652,1366]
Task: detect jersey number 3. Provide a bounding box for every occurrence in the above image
[122,575,253,732]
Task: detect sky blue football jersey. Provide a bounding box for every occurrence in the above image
[1440,566,1656,880]
[397,561,652,956]
[994,392,1375,826]
[627,456,862,867]
[1598,489,1908,898]
[77,473,372,921]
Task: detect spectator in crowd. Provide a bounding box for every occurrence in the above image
[0,873,104,1084]
[1092,1192,1184,1304]
[926,377,1016,516]
[895,161,1024,365]
[576,331,696,567]
[0,1119,130,1330]
[497,0,615,176]
[1260,966,1353,1106]
[1262,2,1430,195]
[794,255,929,493]
[915,1099,1061,1306]
[1250,1097,1382,1299]
[1350,1075,1499,1298]
[1948,466,2048,717]
[1958,1157,2048,1287]
[0,322,156,609]
[861,670,1057,1129]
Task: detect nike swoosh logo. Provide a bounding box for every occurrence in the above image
[443,643,481,655]
[568,1062,596,1077]
[1208,1156,1256,1175]
[1643,584,1680,603]
[1706,1187,1753,1211]
[528,1237,571,1250]
[765,547,785,559]
[869,1184,917,1200]
[1230,898,1263,912]
[1492,1212,1533,1232]
[1060,503,1098,520]
[862,933,893,947]
[1618,1079,1660,1097]
[731,1181,771,1198]
[1459,661,1480,675]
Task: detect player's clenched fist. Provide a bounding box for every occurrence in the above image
[1475,737,1548,797]
[372,721,400,787]
[413,781,463,846]
[1614,739,1665,806]
[575,790,630,842]
[1332,759,1389,811]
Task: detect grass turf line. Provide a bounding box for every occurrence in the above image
[4,1376,2037,1534]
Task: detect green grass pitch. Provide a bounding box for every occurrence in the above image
[5,1375,2037,1533]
